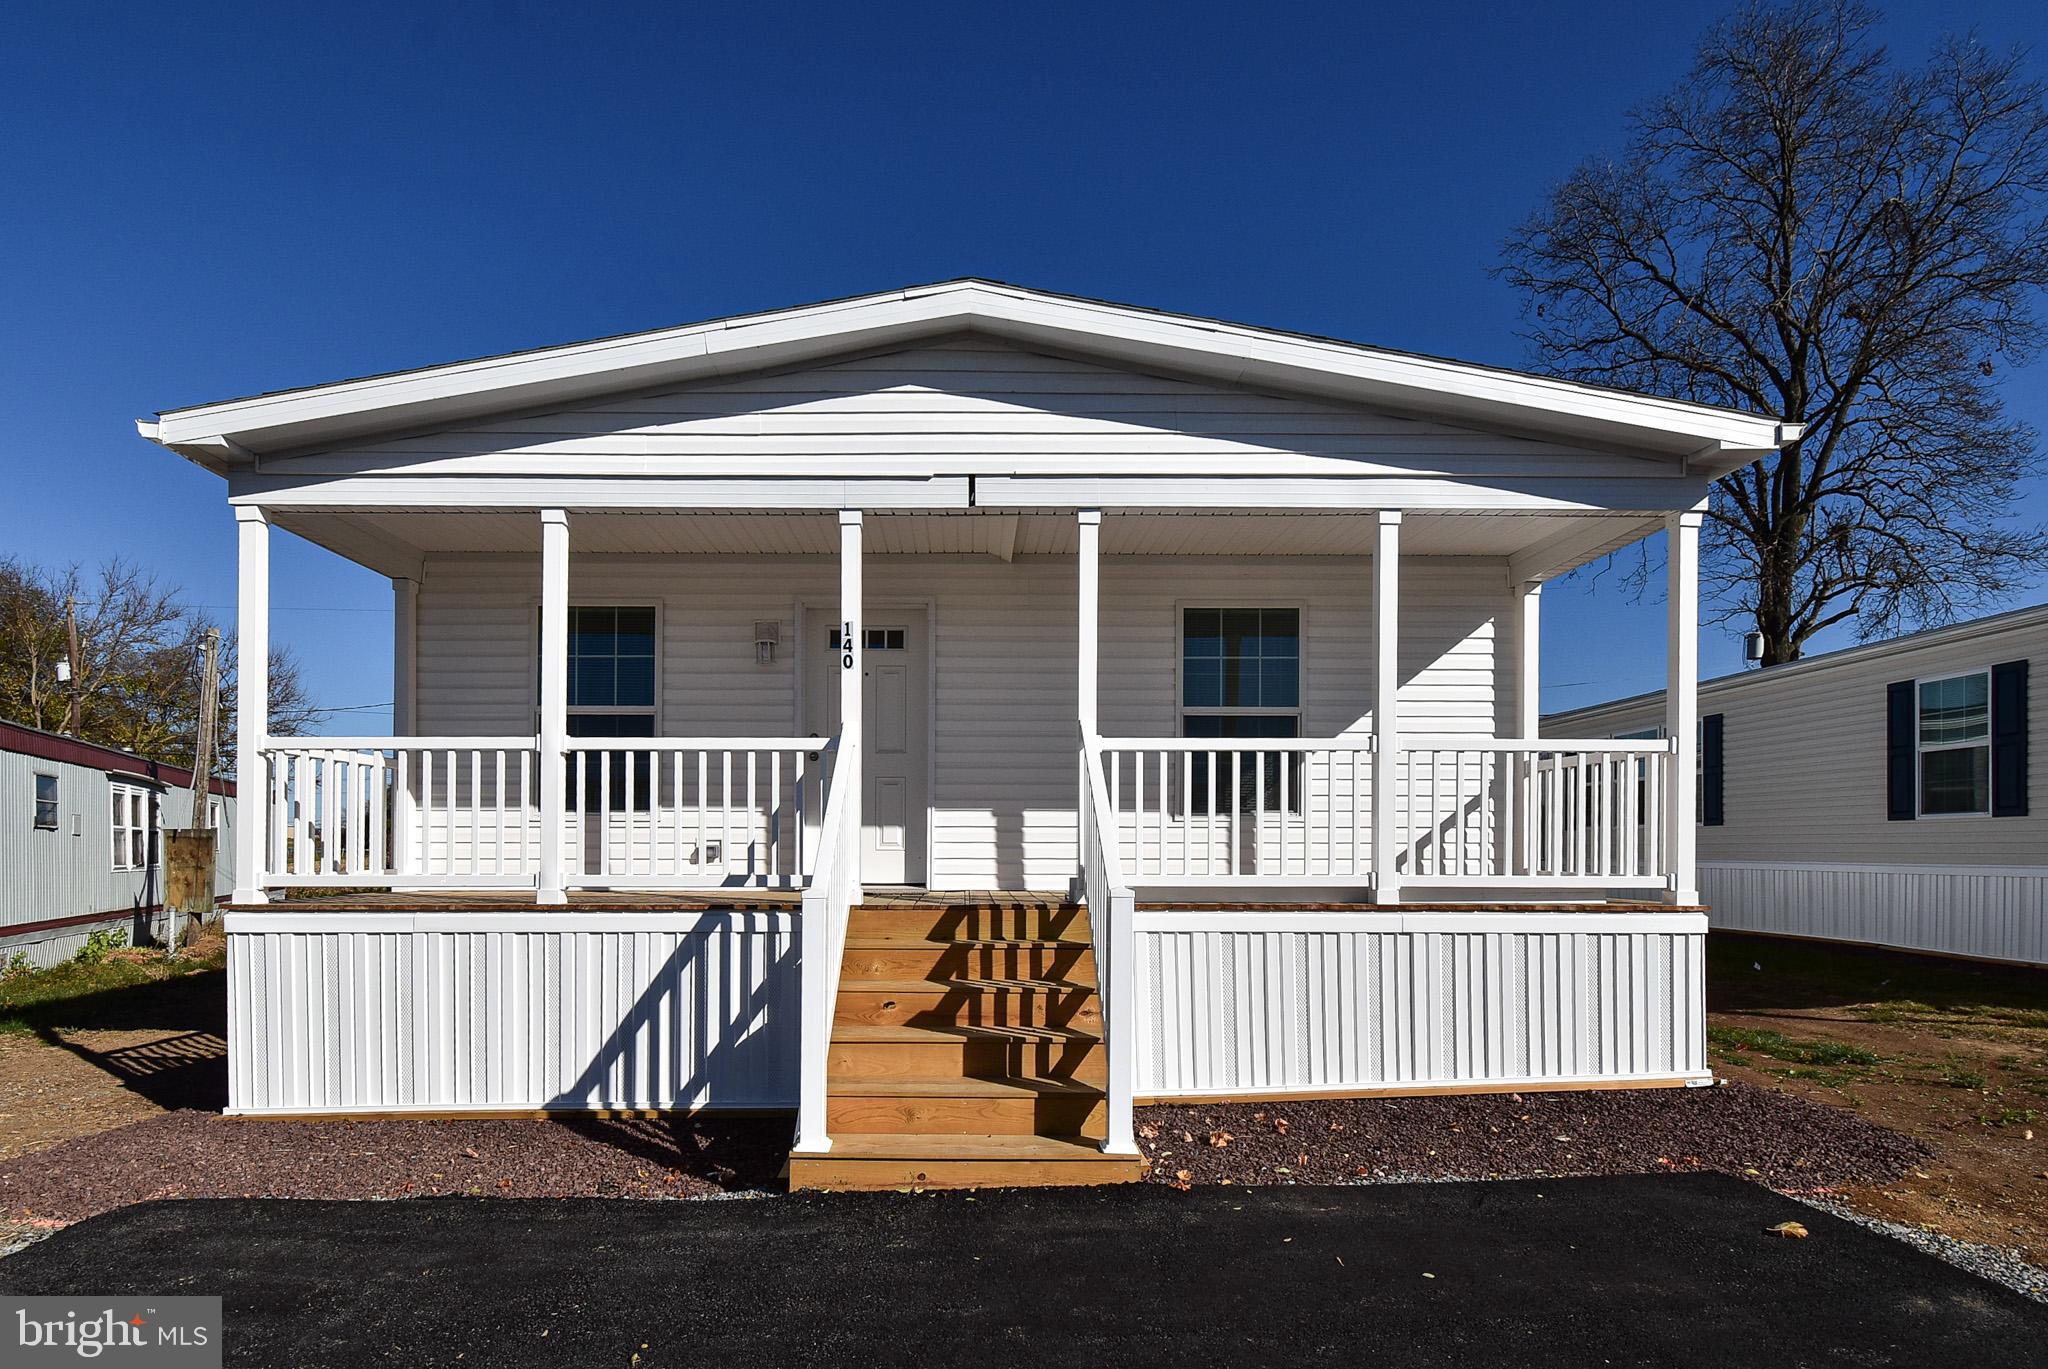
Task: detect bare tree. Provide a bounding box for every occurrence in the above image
[1501,0,2048,663]
[0,557,325,770]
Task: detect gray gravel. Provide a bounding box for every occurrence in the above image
[1791,1193,2048,1304]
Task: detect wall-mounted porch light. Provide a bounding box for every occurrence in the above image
[754,620,780,665]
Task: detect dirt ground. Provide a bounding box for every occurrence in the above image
[1706,932,2048,1263]
[0,937,227,1162]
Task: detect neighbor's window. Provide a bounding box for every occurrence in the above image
[110,783,151,870]
[544,606,658,808]
[1182,608,1302,810]
[33,773,58,830]
[1918,671,1991,816]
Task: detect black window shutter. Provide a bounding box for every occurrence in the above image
[1886,681,1916,821]
[1701,713,1725,826]
[1992,659,2030,818]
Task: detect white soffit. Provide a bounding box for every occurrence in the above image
[270,508,1658,579]
[142,280,1796,475]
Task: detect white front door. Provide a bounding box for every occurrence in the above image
[806,610,929,885]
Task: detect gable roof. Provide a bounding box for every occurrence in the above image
[138,279,1798,475]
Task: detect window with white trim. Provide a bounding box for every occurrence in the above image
[110,783,151,871]
[1182,608,1302,811]
[33,773,58,830]
[1918,671,1991,815]
[541,606,658,809]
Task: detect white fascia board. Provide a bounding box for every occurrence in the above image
[225,472,976,512]
[147,281,1793,467]
[972,474,1715,515]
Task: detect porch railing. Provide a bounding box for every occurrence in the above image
[1078,728,1138,1155]
[257,734,838,892]
[1394,737,1677,890]
[1093,737,1378,883]
[562,738,832,889]
[794,738,858,1155]
[263,737,539,887]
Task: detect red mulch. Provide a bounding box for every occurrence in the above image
[1138,1081,1932,1192]
[0,1111,790,1224]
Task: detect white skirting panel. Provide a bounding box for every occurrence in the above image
[1131,912,1709,1097]
[224,911,798,1114]
[1702,861,2048,967]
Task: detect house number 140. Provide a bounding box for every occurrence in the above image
[842,622,855,670]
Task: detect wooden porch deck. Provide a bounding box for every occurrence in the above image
[228,890,1699,914]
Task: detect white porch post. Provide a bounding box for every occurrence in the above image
[392,576,419,877]
[839,510,863,896]
[1514,581,1542,739]
[1665,510,1702,905]
[1076,511,1100,738]
[1511,579,1542,880]
[1371,510,1402,904]
[232,506,270,905]
[537,509,569,906]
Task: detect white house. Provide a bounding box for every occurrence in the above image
[1549,604,2042,968]
[3,718,236,966]
[140,280,1796,1187]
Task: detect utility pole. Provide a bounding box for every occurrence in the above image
[167,628,224,956]
[190,628,221,830]
[64,595,82,736]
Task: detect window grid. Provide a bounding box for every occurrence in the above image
[1917,670,1991,817]
[1180,607,1304,812]
[110,783,151,871]
[33,773,58,831]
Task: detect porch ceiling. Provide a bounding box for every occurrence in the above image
[273,508,1661,583]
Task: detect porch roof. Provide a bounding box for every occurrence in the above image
[140,279,1797,476]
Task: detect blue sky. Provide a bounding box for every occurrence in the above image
[2,0,2042,727]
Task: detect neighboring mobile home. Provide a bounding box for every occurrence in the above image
[139,280,1798,1186]
[1549,604,2042,967]
[3,719,236,966]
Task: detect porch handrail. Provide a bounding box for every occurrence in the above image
[794,736,856,1155]
[1092,736,1377,752]
[1079,727,1138,1156]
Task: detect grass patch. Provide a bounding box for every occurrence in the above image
[1977,1106,2040,1128]
[1935,1060,1989,1090]
[0,943,225,1036]
[1707,1025,1880,1068]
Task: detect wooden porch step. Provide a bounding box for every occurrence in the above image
[827,1075,1108,1137]
[840,939,1096,983]
[826,1022,1105,1085]
[832,978,1100,1029]
[788,1132,1146,1191]
[847,904,1087,941]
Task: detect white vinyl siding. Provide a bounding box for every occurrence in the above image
[285,339,1678,489]
[416,553,1515,889]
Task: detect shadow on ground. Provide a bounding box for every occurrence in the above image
[10,966,230,1113]
[2,1174,2040,1368]
[1708,931,2048,1018]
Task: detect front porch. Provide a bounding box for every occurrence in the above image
[223,503,1712,1174]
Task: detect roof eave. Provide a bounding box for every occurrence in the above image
[143,281,1796,468]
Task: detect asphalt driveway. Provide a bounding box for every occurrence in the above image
[3,1174,2040,1367]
